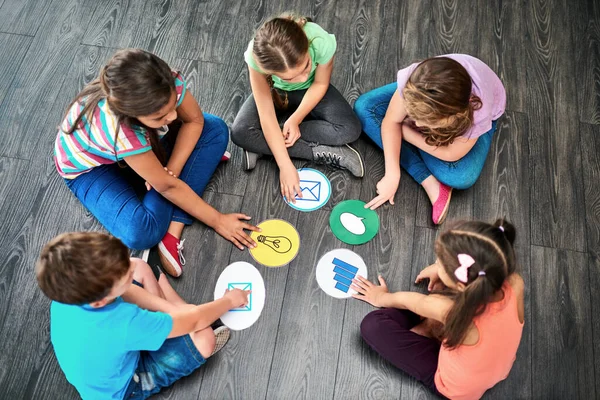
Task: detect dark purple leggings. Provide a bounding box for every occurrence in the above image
[360,308,445,397]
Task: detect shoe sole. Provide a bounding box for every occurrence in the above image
[210,326,231,357]
[435,189,453,225]
[344,144,364,178]
[157,242,183,277]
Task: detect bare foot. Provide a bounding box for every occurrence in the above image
[421,175,441,205]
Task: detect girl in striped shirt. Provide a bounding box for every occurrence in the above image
[54,49,259,277]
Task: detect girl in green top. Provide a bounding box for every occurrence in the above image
[231,15,364,203]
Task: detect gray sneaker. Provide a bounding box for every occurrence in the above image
[243,150,262,171]
[311,144,364,178]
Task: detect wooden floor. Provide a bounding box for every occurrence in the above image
[0,0,598,398]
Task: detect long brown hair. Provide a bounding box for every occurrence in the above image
[403,57,482,147]
[61,48,175,164]
[252,15,309,109]
[435,219,517,348]
[36,232,131,305]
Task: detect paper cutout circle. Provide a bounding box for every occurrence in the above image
[330,200,379,245]
[315,249,368,299]
[284,168,332,212]
[214,262,265,331]
[249,219,300,267]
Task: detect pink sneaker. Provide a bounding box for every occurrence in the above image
[221,151,231,162]
[158,232,185,277]
[432,183,452,225]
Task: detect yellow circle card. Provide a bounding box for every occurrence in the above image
[249,219,300,267]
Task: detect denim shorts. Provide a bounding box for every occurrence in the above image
[123,334,206,399]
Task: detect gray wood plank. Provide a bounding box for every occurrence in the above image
[0,0,53,36]
[82,0,196,63]
[0,33,33,109]
[589,252,600,398]
[525,0,587,252]
[476,1,527,113]
[0,0,96,160]
[530,246,594,399]
[581,122,600,254]
[473,111,531,249]
[575,0,600,124]
[197,160,299,400]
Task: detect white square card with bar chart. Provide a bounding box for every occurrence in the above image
[315,249,368,299]
[284,168,331,212]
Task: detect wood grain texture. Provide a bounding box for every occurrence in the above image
[530,246,594,399]
[581,122,600,255]
[0,0,95,160]
[473,112,531,249]
[525,0,587,251]
[476,1,527,112]
[0,0,52,36]
[83,0,196,62]
[0,33,33,109]
[589,252,600,398]
[575,0,600,124]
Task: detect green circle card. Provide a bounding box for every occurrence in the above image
[329,200,380,245]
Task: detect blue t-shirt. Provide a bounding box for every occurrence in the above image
[51,297,173,400]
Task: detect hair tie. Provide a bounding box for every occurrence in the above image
[455,254,475,283]
[498,226,505,232]
[478,270,486,276]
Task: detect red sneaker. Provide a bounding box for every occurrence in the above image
[158,232,185,277]
[432,182,452,225]
[221,151,231,162]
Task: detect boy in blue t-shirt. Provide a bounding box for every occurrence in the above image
[36,232,249,400]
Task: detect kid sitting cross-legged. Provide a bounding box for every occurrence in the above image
[36,232,249,400]
[354,219,524,400]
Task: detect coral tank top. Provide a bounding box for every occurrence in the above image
[435,282,524,400]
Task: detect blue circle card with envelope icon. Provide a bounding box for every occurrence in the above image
[284,168,332,212]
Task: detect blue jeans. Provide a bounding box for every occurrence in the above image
[354,83,497,189]
[123,334,206,399]
[64,114,229,250]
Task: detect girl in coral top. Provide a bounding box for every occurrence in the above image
[354,219,524,399]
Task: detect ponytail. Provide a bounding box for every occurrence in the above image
[435,219,517,348]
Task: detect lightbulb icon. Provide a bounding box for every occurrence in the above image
[257,235,292,254]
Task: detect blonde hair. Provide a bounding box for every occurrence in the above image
[402,57,482,146]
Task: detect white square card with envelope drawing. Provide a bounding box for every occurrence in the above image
[284,168,332,212]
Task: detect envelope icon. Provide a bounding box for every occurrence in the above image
[227,282,252,311]
[296,180,321,201]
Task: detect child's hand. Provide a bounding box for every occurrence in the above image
[283,117,301,148]
[351,275,389,307]
[415,262,444,292]
[214,213,260,250]
[280,164,302,204]
[365,173,400,210]
[224,288,251,309]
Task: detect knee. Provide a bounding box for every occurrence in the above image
[192,328,216,359]
[438,167,481,190]
[360,309,388,342]
[120,226,165,250]
[201,115,229,149]
[353,94,370,121]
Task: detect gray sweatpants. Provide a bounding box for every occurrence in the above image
[231,84,362,160]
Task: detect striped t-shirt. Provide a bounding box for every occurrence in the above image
[54,72,187,179]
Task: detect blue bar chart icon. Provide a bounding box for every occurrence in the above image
[332,257,359,293]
